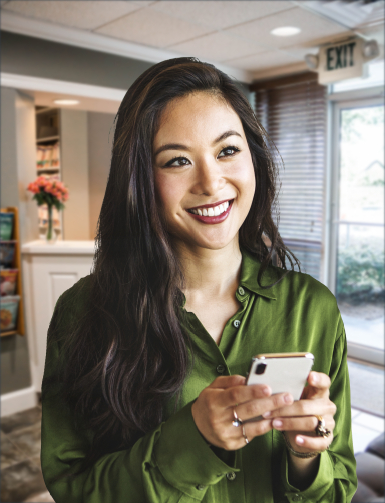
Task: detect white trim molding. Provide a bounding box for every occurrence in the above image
[1,72,126,101]
[1,386,38,417]
[251,61,309,81]
[1,10,251,83]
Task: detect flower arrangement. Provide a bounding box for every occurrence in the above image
[27,176,69,241]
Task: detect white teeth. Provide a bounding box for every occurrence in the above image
[189,200,231,217]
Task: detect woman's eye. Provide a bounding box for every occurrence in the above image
[164,156,190,168]
[218,146,240,158]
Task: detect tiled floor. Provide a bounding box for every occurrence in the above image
[0,406,49,503]
[1,405,384,502]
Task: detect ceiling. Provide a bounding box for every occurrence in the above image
[1,0,384,83]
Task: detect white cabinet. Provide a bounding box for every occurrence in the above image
[21,240,94,392]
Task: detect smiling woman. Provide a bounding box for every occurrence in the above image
[153,92,255,254]
[40,57,357,503]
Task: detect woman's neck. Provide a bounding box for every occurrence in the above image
[175,238,243,299]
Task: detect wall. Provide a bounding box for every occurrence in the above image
[1,31,153,90]
[87,112,115,240]
[0,87,36,396]
[1,31,253,102]
[60,109,90,240]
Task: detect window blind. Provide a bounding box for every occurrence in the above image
[251,73,327,280]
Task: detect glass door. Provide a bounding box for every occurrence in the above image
[330,98,384,365]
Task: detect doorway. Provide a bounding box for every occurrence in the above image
[329,97,384,365]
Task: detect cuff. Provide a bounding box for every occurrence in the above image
[154,400,240,499]
[281,449,333,502]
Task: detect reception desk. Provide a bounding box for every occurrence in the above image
[21,240,95,392]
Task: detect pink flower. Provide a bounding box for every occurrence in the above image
[27,176,69,203]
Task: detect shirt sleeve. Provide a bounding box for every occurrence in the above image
[41,294,240,503]
[279,321,357,502]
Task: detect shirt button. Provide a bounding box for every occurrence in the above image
[196,484,206,490]
[226,471,237,481]
[238,286,245,296]
[216,364,225,374]
[233,320,241,328]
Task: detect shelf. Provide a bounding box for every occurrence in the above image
[36,135,60,143]
[36,167,60,173]
[1,330,17,337]
[35,107,63,238]
[36,107,58,115]
[0,207,25,337]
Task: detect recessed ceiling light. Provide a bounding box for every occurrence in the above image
[271,26,301,37]
[53,99,80,105]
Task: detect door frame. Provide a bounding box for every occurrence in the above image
[325,92,385,366]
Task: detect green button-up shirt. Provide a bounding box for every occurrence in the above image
[41,249,357,502]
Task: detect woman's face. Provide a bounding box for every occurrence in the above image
[153,92,256,252]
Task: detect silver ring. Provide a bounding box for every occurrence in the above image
[242,424,249,444]
[315,415,331,438]
[232,407,243,427]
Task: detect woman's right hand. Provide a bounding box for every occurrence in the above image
[191,375,294,450]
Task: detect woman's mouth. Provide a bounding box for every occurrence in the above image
[186,199,234,224]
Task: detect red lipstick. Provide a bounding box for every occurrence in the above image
[186,200,233,224]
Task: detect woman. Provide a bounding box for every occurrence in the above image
[41,57,357,502]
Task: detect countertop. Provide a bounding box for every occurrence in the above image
[21,240,96,255]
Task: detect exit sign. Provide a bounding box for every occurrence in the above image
[318,38,365,85]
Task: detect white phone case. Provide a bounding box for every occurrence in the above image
[246,353,314,401]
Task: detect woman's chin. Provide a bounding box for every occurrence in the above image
[174,230,239,252]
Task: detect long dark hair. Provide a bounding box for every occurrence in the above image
[45,57,299,477]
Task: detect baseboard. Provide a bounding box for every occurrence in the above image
[1,386,38,417]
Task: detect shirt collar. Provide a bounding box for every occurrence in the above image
[240,248,283,300]
[180,247,283,308]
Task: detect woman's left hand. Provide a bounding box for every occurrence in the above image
[263,371,336,454]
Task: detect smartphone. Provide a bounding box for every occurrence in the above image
[245,352,314,413]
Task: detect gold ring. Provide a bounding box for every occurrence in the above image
[232,407,243,427]
[315,415,331,438]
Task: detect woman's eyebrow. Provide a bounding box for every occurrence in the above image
[154,143,189,157]
[212,130,242,145]
[154,130,242,157]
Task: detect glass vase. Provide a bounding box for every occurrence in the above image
[45,205,56,243]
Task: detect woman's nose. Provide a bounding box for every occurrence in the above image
[190,158,226,196]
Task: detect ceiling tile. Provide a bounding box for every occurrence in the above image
[224,50,300,71]
[225,6,352,50]
[2,1,144,30]
[169,31,265,62]
[149,1,293,30]
[94,7,213,48]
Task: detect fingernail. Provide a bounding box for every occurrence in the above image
[296,436,304,444]
[312,374,318,383]
[263,387,271,396]
[273,419,283,428]
[262,411,271,418]
[284,394,293,404]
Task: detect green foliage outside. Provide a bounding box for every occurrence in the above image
[337,244,385,302]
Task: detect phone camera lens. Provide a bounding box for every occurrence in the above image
[255,363,267,375]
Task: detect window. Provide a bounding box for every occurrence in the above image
[328,96,384,366]
[252,73,327,280]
